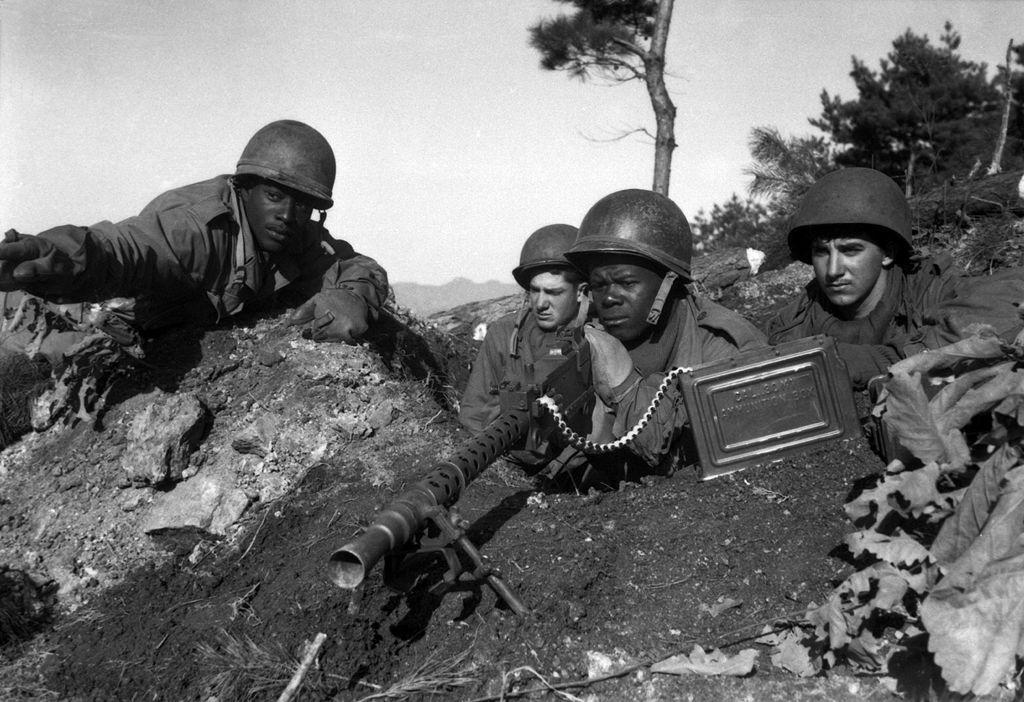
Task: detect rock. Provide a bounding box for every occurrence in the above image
[257,346,285,367]
[692,246,765,291]
[121,391,208,486]
[141,467,251,539]
[231,412,282,458]
[367,400,397,430]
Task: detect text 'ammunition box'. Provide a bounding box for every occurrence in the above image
[679,336,860,479]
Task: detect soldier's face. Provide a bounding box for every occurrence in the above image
[588,258,664,342]
[810,236,893,319]
[528,270,583,331]
[238,180,314,253]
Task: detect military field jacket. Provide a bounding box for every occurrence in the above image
[607,293,767,468]
[25,175,389,331]
[764,255,1024,388]
[458,308,575,434]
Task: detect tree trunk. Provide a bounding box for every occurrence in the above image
[987,39,1015,176]
[644,0,676,195]
[905,149,917,198]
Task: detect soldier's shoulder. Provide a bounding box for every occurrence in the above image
[138,176,233,224]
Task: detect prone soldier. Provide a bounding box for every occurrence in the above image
[0,120,389,442]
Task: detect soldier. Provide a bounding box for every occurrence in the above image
[765,167,1024,389]
[0,119,389,440]
[564,189,766,473]
[459,224,586,436]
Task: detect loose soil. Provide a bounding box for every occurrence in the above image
[3,296,911,701]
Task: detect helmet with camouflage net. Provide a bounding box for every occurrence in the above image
[565,189,692,281]
[235,120,336,209]
[511,224,580,289]
[788,167,912,263]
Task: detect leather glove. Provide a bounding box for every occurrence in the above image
[0,229,74,293]
[583,325,635,405]
[287,289,369,343]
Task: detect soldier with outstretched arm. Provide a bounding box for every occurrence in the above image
[0,120,389,444]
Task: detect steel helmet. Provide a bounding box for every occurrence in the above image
[235,120,336,209]
[511,224,580,289]
[788,167,912,263]
[565,189,692,281]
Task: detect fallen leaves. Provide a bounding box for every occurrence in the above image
[762,331,1024,694]
[650,645,757,677]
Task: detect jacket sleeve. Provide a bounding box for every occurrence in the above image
[609,327,751,467]
[27,211,212,303]
[458,325,507,433]
[903,266,1024,354]
[287,232,390,320]
[834,342,903,389]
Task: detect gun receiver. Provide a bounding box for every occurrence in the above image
[327,331,592,616]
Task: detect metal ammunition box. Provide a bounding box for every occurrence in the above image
[678,335,860,479]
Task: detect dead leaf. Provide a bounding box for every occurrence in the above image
[931,444,1021,567]
[923,544,1024,696]
[650,645,757,677]
[936,466,1024,591]
[890,334,1006,376]
[881,368,948,465]
[845,530,933,568]
[771,635,817,677]
[699,597,743,618]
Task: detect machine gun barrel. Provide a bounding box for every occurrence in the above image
[328,407,531,589]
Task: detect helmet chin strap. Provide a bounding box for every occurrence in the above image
[645,271,678,325]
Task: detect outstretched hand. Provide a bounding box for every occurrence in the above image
[287,289,369,344]
[583,325,635,404]
[0,229,72,292]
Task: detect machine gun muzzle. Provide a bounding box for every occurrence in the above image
[328,407,531,591]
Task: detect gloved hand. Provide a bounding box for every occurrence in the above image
[0,229,74,293]
[287,289,369,343]
[583,325,635,405]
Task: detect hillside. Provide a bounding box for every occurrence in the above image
[392,278,521,316]
[2,175,1022,701]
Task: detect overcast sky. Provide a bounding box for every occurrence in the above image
[1,0,1018,285]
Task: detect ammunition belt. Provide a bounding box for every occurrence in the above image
[538,365,691,454]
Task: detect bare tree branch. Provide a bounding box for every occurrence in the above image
[988,39,1015,176]
[581,126,655,143]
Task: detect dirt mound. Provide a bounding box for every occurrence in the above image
[0,293,901,701]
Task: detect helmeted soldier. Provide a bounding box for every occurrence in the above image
[459,224,587,439]
[0,119,389,441]
[765,167,1024,388]
[565,189,765,473]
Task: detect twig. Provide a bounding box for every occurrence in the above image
[276,632,327,702]
[649,576,692,590]
[238,507,271,562]
[464,606,812,702]
[502,666,584,702]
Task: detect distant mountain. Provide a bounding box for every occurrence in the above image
[392,277,522,316]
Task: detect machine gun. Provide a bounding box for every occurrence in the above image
[327,329,593,616]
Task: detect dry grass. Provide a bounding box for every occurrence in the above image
[354,645,478,701]
[198,629,305,701]
[0,644,59,701]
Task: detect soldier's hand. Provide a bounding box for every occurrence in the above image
[583,325,635,404]
[0,229,73,292]
[287,289,369,344]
